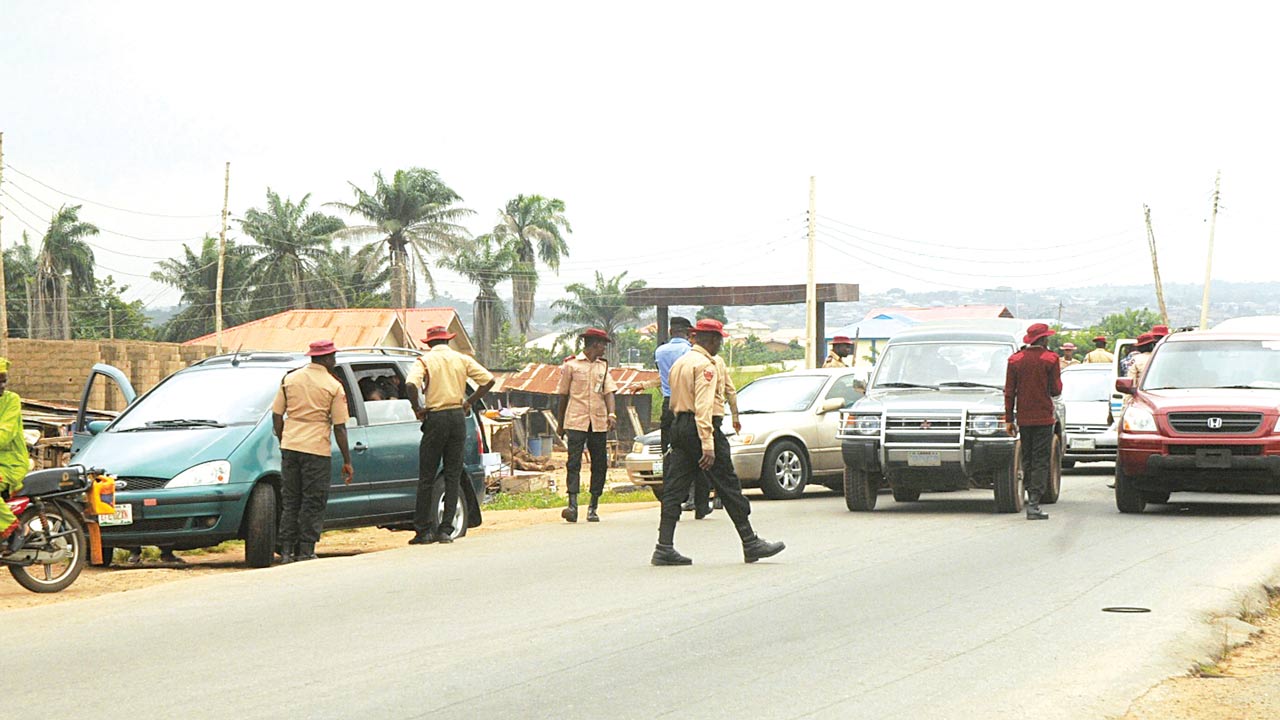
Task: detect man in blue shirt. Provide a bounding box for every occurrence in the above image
[655,317,713,516]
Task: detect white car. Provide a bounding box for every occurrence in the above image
[1061,363,1118,467]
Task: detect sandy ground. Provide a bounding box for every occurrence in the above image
[1124,593,1280,719]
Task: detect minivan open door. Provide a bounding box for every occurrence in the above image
[71,364,137,457]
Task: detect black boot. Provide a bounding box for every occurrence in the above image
[743,535,786,563]
[587,495,600,522]
[1026,492,1048,520]
[295,542,317,561]
[651,544,693,566]
[409,530,437,545]
[562,493,579,523]
[434,529,454,544]
[277,544,295,564]
[2,524,26,556]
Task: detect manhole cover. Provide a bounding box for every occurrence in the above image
[1102,607,1151,613]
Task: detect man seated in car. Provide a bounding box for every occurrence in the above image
[358,377,387,402]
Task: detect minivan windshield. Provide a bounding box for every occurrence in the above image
[736,375,827,414]
[1144,339,1280,390]
[872,342,1013,390]
[111,367,292,432]
[1061,368,1113,402]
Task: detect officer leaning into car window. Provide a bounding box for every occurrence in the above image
[405,326,495,546]
[652,319,785,566]
[1004,324,1062,521]
[271,340,353,563]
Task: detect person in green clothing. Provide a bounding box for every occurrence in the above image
[0,358,30,555]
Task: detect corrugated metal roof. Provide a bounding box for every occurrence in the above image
[185,308,472,355]
[495,363,659,395]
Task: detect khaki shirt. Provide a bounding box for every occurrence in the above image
[556,353,617,432]
[1083,348,1114,364]
[1059,357,1081,369]
[669,345,717,453]
[822,352,849,369]
[1128,352,1152,386]
[272,364,350,457]
[406,345,494,411]
[712,354,738,420]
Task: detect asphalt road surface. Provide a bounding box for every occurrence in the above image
[8,466,1280,719]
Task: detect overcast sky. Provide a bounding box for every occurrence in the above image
[2,1,1277,310]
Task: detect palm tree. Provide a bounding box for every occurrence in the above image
[551,271,647,365]
[151,236,255,342]
[438,233,518,366]
[496,195,572,337]
[239,189,344,313]
[3,231,37,338]
[32,204,98,340]
[313,244,391,309]
[328,168,472,309]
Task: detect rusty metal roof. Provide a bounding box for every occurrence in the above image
[494,363,659,395]
[184,308,473,354]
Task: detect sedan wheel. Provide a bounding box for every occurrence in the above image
[760,440,809,500]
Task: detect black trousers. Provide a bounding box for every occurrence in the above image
[566,428,608,497]
[661,397,710,507]
[658,413,753,546]
[280,449,331,547]
[1020,424,1054,502]
[415,409,467,534]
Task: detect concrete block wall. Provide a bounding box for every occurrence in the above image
[4,339,219,411]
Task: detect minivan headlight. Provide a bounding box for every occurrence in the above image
[970,415,1002,436]
[1122,407,1157,433]
[166,461,232,488]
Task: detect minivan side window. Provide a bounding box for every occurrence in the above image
[349,362,416,426]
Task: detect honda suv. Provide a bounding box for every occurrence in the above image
[1114,330,1280,512]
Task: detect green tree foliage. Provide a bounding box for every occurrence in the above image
[239,189,345,313]
[551,271,647,364]
[1051,308,1165,354]
[613,328,656,366]
[438,233,517,367]
[313,244,390,309]
[496,195,572,337]
[71,276,155,340]
[3,232,37,338]
[491,321,564,368]
[696,305,727,323]
[151,237,255,342]
[32,204,98,339]
[728,335,805,367]
[330,168,472,308]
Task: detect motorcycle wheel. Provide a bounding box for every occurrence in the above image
[8,503,87,593]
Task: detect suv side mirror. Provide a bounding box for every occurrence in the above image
[1115,377,1135,395]
[86,420,111,435]
[817,398,845,414]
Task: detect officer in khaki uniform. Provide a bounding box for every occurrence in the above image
[652,319,785,566]
[823,335,855,368]
[690,350,741,518]
[556,328,617,523]
[271,340,353,563]
[405,326,495,545]
[1083,336,1114,364]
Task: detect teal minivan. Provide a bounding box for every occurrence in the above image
[70,348,486,567]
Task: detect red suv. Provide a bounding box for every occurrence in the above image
[1114,330,1280,512]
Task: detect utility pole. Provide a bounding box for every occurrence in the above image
[1143,204,1170,326]
[805,176,817,369]
[215,161,230,353]
[1199,171,1221,330]
[1056,301,1063,327]
[0,131,8,357]
[107,306,114,340]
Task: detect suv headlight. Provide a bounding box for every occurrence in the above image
[970,415,1002,436]
[1122,407,1157,433]
[632,441,646,454]
[166,460,232,488]
[849,414,881,436]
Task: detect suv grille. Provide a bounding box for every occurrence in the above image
[116,477,169,491]
[1168,412,1261,435]
[644,439,661,453]
[885,416,962,445]
[1168,445,1262,456]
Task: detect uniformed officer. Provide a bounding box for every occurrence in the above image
[1059,343,1081,369]
[271,340,354,563]
[1083,336,1114,364]
[1004,324,1062,521]
[654,317,712,516]
[652,319,785,566]
[1127,332,1157,387]
[405,326,495,545]
[823,336,856,368]
[556,328,617,523]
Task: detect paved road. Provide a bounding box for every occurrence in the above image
[8,467,1280,719]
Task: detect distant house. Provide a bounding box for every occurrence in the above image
[185,308,474,355]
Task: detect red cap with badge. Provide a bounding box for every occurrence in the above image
[831,335,854,345]
[691,318,730,337]
[579,328,613,344]
[305,339,337,357]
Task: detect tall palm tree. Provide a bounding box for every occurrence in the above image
[3,231,37,338]
[496,195,572,337]
[32,204,98,340]
[151,236,255,342]
[328,168,472,309]
[313,244,391,309]
[438,233,518,366]
[238,189,345,313]
[551,271,647,365]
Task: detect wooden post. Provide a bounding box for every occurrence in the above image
[108,306,114,340]
[815,301,827,367]
[1199,172,1221,330]
[1144,204,1170,326]
[215,161,229,353]
[805,176,817,368]
[0,131,8,357]
[656,305,669,345]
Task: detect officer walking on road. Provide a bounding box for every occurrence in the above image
[823,336,856,368]
[556,328,617,523]
[405,326,495,545]
[1004,324,1062,521]
[655,317,712,516]
[271,340,354,563]
[1083,336,1114,364]
[652,319,785,566]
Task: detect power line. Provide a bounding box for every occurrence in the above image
[817,213,1140,253]
[2,163,220,219]
[815,221,1144,265]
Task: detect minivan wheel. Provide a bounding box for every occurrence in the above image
[1114,464,1147,514]
[844,467,878,511]
[1040,435,1063,505]
[760,440,809,500]
[438,489,468,539]
[243,485,278,568]
[994,442,1024,513]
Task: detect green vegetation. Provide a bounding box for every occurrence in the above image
[498,195,573,338]
[484,488,658,511]
[1051,308,1166,354]
[551,271,649,364]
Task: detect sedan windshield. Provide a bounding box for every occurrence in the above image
[1061,369,1114,402]
[1144,340,1280,390]
[736,375,828,414]
[872,342,1012,390]
[111,367,291,432]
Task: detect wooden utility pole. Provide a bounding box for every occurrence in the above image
[805,176,817,369]
[215,161,230,353]
[0,131,8,357]
[1199,171,1221,330]
[107,306,114,340]
[1143,205,1170,326]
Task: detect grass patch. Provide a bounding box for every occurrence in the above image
[180,540,244,556]
[485,488,659,511]
[731,367,783,389]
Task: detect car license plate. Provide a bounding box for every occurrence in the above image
[907,451,941,467]
[100,503,133,527]
[651,458,663,476]
[1070,437,1096,451]
[1195,449,1232,469]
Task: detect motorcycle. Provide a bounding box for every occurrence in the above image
[2,465,116,593]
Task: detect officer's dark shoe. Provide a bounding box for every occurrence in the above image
[713,497,724,510]
[694,504,714,520]
[277,547,295,564]
[127,549,144,565]
[680,499,696,512]
[434,532,454,544]
[742,535,786,563]
[295,543,318,561]
[562,493,579,523]
[651,544,693,566]
[587,498,600,522]
[1026,507,1049,520]
[408,531,437,545]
